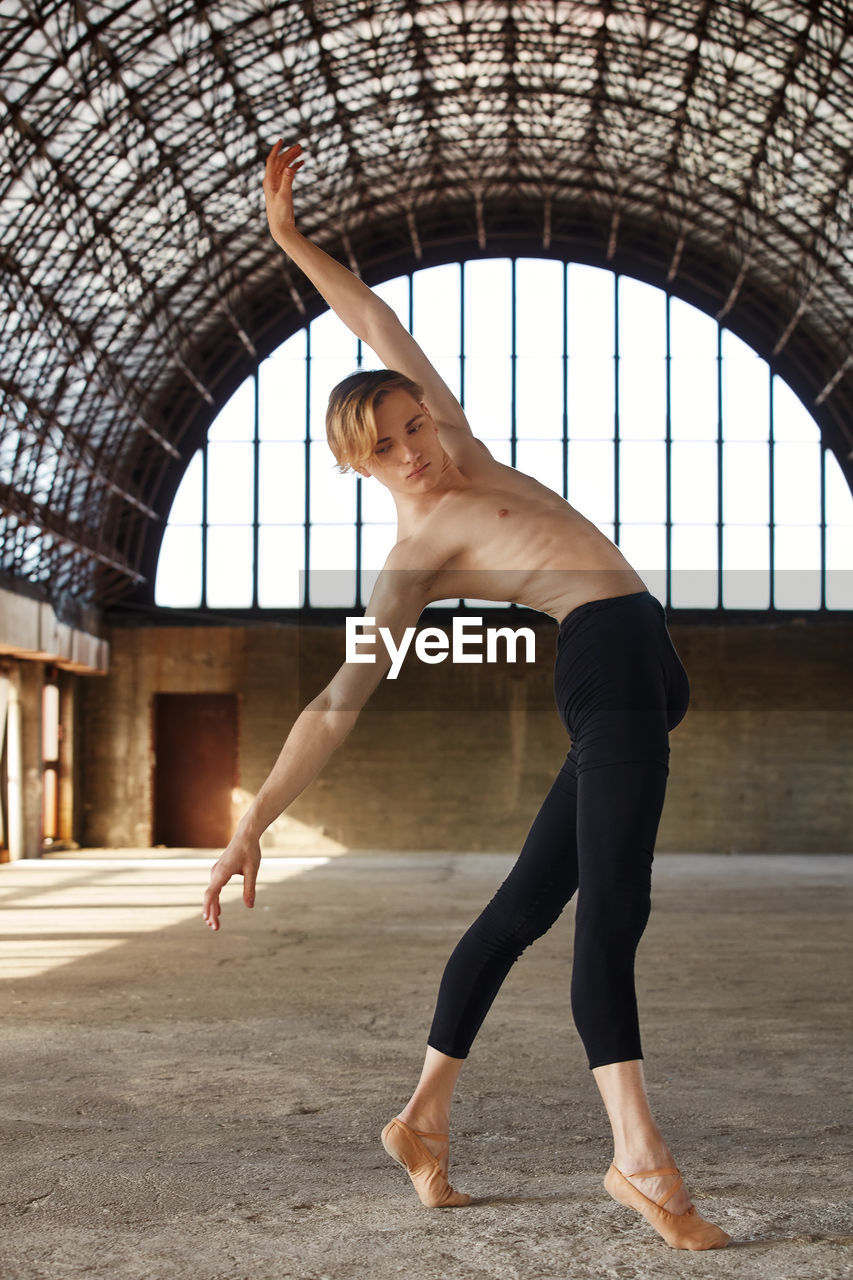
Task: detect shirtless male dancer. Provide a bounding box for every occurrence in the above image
[202,140,730,1252]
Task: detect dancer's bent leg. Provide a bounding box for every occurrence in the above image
[397,1045,465,1137]
[383,755,580,1207]
[381,1046,470,1207]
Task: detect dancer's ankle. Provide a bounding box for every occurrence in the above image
[397,1103,450,1135]
[613,1142,672,1173]
[612,1125,672,1169]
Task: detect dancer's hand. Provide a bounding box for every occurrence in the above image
[263,140,304,246]
[202,831,261,931]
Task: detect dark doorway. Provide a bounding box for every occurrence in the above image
[153,693,239,847]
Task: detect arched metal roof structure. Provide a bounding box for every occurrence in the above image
[2,0,852,610]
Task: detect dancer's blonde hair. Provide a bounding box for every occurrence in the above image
[325,370,424,473]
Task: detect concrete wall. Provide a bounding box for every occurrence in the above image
[78,615,853,853]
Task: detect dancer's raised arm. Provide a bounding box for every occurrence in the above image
[263,140,471,438]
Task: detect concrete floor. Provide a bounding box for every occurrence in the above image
[1,850,851,1280]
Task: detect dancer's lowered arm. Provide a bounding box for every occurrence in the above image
[202,551,431,931]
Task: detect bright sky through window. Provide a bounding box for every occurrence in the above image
[154,260,853,614]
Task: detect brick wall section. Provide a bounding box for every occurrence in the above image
[79,617,853,853]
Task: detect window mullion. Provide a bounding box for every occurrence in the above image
[716,322,723,610]
[768,365,775,611]
[820,438,827,610]
[459,260,465,409]
[562,260,568,501]
[201,438,209,610]
[510,258,517,470]
[613,273,620,546]
[355,337,363,610]
[252,370,260,610]
[304,324,311,609]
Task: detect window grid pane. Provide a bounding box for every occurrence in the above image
[259,442,306,525]
[155,526,202,608]
[259,352,307,441]
[207,442,255,525]
[208,376,254,442]
[671,526,719,609]
[670,442,718,525]
[206,526,254,608]
[309,525,357,607]
[169,450,203,525]
[258,527,305,609]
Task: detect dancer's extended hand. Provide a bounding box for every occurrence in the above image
[202,831,261,931]
[263,139,304,246]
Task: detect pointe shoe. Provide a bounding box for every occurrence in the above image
[604,1164,731,1250]
[380,1117,471,1208]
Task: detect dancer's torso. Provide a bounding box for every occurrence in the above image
[394,434,647,624]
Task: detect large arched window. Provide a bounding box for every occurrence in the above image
[155,260,853,614]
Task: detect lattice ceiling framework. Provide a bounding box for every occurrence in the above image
[1,0,852,609]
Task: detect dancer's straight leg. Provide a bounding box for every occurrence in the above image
[426,753,580,1059]
[571,756,669,1068]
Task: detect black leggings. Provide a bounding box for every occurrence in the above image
[427,589,691,1070]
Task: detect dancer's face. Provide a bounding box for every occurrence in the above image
[358,389,446,493]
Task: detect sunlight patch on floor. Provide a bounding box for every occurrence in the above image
[0,856,328,980]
